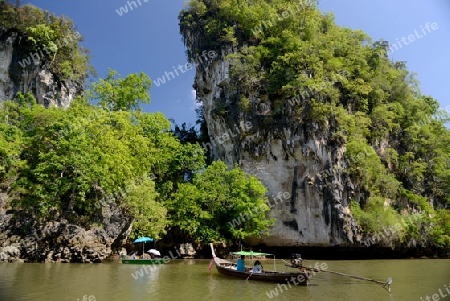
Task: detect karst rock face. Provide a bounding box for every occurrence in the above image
[0,28,82,107]
[0,190,133,263]
[183,28,364,247]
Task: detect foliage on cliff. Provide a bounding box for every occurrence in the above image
[179,0,450,248]
[0,0,94,80]
[0,70,272,243]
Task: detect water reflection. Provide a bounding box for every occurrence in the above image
[134,265,162,296]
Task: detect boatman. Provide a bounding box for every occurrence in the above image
[236,255,245,272]
[291,253,303,268]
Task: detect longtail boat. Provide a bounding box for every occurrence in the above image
[209,243,310,285]
[209,244,393,292]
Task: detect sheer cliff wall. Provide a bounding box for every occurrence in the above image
[184,32,364,247]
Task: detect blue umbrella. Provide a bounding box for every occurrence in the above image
[133,237,154,244]
[133,237,154,256]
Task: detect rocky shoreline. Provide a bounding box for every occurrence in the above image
[0,189,133,263]
[1,190,448,263]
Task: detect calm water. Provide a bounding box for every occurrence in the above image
[0,259,449,301]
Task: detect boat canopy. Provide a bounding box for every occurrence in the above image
[232,251,273,256]
[231,250,276,271]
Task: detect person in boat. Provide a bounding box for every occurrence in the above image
[236,255,246,272]
[253,260,263,273]
[291,253,303,268]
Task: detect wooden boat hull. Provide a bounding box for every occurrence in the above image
[213,257,309,285]
[121,259,165,264]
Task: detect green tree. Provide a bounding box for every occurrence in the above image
[167,161,273,243]
[125,178,167,239]
[26,24,58,54]
[0,101,23,182]
[6,72,205,240]
[89,69,152,111]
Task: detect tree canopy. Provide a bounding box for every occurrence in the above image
[167,161,273,243]
[0,69,274,243]
[88,69,152,111]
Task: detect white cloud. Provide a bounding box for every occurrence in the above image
[190,89,201,111]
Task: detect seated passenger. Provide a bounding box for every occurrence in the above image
[253,260,263,273]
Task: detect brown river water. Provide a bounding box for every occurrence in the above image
[0,259,449,301]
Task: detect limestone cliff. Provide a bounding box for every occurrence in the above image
[183,41,363,247]
[178,1,450,252]
[0,27,82,107]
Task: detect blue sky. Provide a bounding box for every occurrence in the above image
[24,0,450,125]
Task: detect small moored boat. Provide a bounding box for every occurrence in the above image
[121,237,165,264]
[121,257,165,264]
